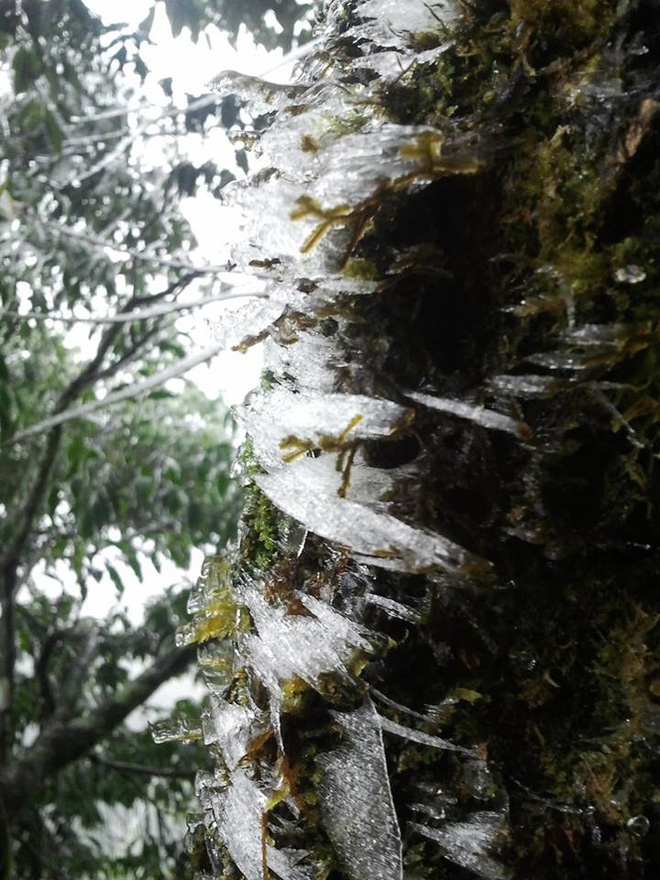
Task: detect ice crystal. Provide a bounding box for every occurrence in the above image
[379,714,475,756]
[211,768,268,880]
[412,811,509,880]
[240,586,372,701]
[316,697,403,880]
[256,458,485,575]
[239,387,411,471]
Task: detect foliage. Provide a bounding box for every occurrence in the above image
[0,0,308,876]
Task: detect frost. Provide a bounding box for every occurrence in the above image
[184,0,508,876]
[205,295,289,353]
[407,390,529,438]
[256,457,487,575]
[316,697,403,880]
[412,811,509,880]
[356,0,458,37]
[202,695,258,768]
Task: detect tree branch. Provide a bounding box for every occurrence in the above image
[0,290,256,325]
[0,643,196,813]
[89,752,195,781]
[0,272,197,761]
[32,220,251,277]
[9,339,236,443]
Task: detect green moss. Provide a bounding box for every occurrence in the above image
[237,438,282,571]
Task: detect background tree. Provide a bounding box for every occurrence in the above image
[0,0,310,876]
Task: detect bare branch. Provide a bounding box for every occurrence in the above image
[68,92,219,129]
[9,339,235,443]
[0,288,264,325]
[89,753,195,781]
[30,219,263,278]
[0,643,196,812]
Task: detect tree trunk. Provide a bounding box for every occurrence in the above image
[187,2,660,877]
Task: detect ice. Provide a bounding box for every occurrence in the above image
[211,768,268,880]
[150,716,202,744]
[411,811,509,880]
[316,697,403,880]
[365,593,421,622]
[267,848,317,880]
[240,586,372,701]
[182,0,499,876]
[256,458,487,575]
[407,391,530,438]
[356,0,459,39]
[208,70,310,117]
[205,295,289,353]
[489,374,568,397]
[202,695,258,768]
[263,332,338,392]
[378,715,474,756]
[239,387,411,471]
[615,264,646,284]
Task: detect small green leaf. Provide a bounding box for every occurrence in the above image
[13,47,42,93]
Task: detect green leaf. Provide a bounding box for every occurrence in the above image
[106,562,125,596]
[12,47,42,92]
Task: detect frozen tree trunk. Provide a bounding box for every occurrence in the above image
[178,2,660,878]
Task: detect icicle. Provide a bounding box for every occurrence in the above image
[411,811,510,880]
[256,458,489,575]
[211,768,268,880]
[378,715,475,756]
[355,0,459,42]
[238,387,412,472]
[316,696,403,880]
[208,70,310,117]
[407,391,531,438]
[365,593,421,622]
[239,586,372,702]
[202,694,260,768]
[150,716,203,744]
[489,374,568,398]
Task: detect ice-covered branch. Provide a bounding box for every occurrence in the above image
[0,289,264,325]
[9,340,236,443]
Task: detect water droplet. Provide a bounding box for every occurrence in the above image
[627,815,650,837]
[615,264,646,284]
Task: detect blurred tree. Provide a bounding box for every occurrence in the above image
[0,0,310,876]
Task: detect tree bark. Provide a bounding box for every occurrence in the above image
[190,2,660,878]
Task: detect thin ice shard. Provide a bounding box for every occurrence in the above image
[316,697,403,880]
[202,694,259,768]
[378,714,475,756]
[411,811,510,880]
[407,391,529,437]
